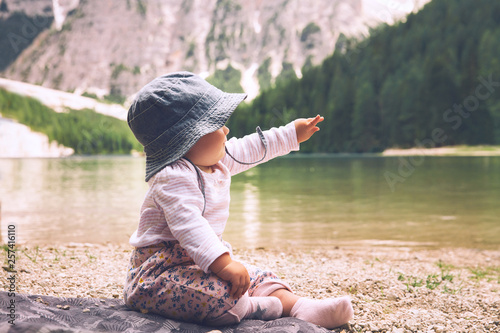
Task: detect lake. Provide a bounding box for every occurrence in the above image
[0,155,499,249]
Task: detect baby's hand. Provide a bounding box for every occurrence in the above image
[216,260,250,299]
[294,115,324,143]
[210,253,250,299]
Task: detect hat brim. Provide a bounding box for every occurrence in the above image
[145,91,247,182]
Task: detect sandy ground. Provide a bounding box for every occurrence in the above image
[1,243,498,332]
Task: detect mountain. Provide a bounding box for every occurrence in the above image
[0,0,428,101]
[226,0,500,152]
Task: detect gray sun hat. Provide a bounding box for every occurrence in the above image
[127,71,247,182]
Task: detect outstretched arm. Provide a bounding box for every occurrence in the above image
[223,122,299,175]
[294,115,324,143]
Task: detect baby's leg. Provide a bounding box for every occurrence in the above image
[243,262,294,297]
[205,293,283,326]
[267,288,300,316]
[271,289,354,329]
[125,242,281,326]
[205,262,286,325]
[240,260,353,328]
[208,261,290,324]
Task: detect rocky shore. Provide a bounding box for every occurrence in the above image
[382,145,500,156]
[0,117,74,158]
[1,243,499,332]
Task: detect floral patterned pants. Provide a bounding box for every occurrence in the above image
[123,241,291,325]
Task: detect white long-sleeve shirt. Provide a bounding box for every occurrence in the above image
[129,122,299,272]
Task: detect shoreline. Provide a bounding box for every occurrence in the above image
[2,243,499,332]
[382,145,500,156]
[3,145,500,159]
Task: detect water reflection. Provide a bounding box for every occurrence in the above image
[0,157,148,244]
[225,156,500,249]
[0,156,499,249]
[241,183,260,247]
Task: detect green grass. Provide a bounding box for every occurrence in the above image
[22,246,40,263]
[468,266,500,282]
[397,260,460,293]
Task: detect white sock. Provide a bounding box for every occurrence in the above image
[244,296,283,320]
[290,296,353,329]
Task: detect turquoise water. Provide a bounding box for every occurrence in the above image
[0,155,498,249]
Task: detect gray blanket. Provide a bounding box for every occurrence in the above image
[0,292,332,332]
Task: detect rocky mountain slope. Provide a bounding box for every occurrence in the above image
[1,0,429,101]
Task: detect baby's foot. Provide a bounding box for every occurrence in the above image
[290,296,353,329]
[245,296,283,320]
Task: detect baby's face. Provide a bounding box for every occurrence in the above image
[184,126,229,171]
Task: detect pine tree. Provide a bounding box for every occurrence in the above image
[478,28,500,144]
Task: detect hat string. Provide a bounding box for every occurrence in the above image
[224,126,268,165]
[184,157,207,216]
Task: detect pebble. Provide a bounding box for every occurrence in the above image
[433,325,445,333]
[387,292,399,301]
[35,297,49,305]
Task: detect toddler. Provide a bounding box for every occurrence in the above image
[124,71,353,328]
